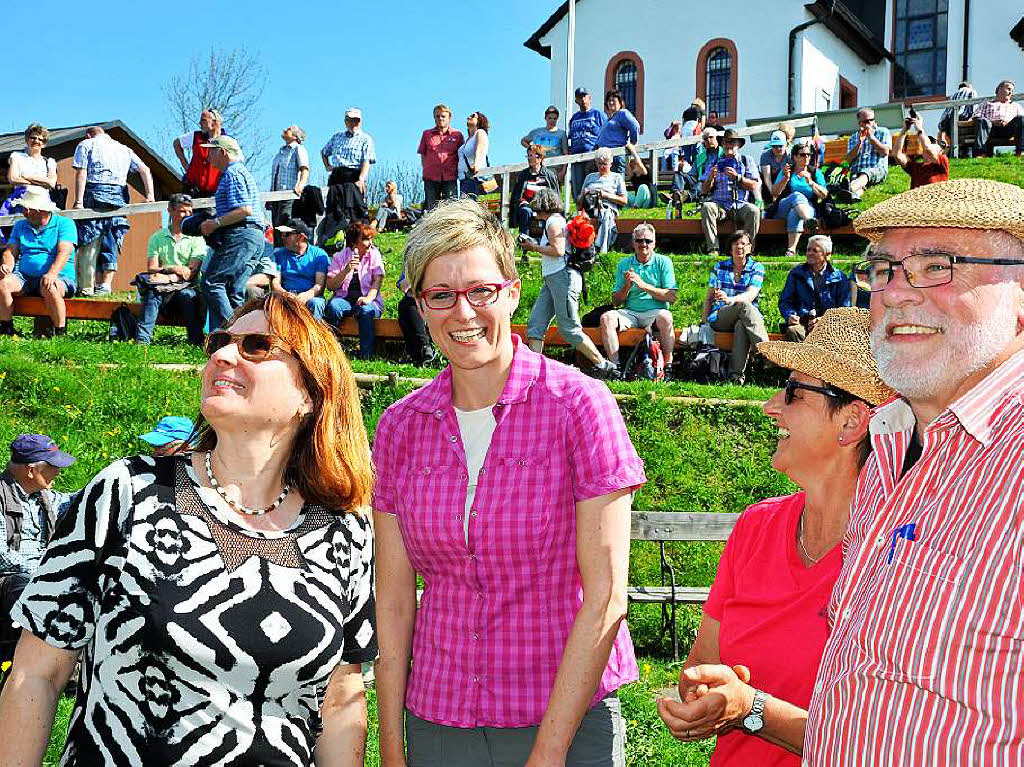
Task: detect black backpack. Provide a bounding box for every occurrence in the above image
[815,199,853,229]
[684,346,729,383]
[108,305,138,342]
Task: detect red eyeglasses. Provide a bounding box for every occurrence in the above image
[418,280,514,310]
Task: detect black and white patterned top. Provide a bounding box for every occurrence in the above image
[13,454,376,766]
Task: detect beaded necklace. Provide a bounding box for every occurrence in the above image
[204,451,291,516]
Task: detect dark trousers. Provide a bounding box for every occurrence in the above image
[423,180,457,212]
[398,293,433,363]
[0,571,30,667]
[975,116,1024,155]
[136,286,206,345]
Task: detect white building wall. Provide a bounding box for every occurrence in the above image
[955,0,1023,97]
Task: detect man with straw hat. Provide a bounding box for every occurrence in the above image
[0,188,77,337]
[658,308,893,764]
[804,178,1024,765]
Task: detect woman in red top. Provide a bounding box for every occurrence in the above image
[658,308,893,765]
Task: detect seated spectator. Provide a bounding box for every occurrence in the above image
[508,144,559,236]
[0,435,75,666]
[595,89,643,174]
[521,106,569,181]
[833,108,891,203]
[135,194,208,346]
[374,180,416,232]
[700,129,761,256]
[670,127,722,212]
[396,270,436,366]
[778,235,851,342]
[760,130,791,207]
[325,222,385,359]
[579,147,627,253]
[890,115,949,188]
[523,188,619,379]
[625,157,656,208]
[771,140,827,256]
[702,230,768,384]
[458,111,491,198]
[936,81,977,148]
[970,79,1023,157]
[138,416,195,457]
[568,87,606,198]
[0,189,77,337]
[665,98,706,172]
[600,223,677,374]
[271,219,328,320]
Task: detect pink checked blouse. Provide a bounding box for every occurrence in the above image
[373,338,646,727]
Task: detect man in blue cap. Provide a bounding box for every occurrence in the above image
[0,434,75,663]
[138,416,195,457]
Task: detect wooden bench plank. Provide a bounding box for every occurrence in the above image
[618,217,856,238]
[628,586,711,604]
[631,512,740,541]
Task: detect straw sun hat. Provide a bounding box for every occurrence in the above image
[757,307,895,406]
[854,178,1024,243]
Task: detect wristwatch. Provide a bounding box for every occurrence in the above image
[742,688,768,733]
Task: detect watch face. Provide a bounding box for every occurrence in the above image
[743,714,764,732]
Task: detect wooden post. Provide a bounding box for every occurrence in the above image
[650,148,659,203]
[952,118,960,158]
[500,171,511,223]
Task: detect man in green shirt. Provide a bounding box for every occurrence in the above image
[135,194,208,345]
[600,222,678,373]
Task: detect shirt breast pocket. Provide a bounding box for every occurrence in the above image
[855,539,968,682]
[482,456,565,551]
[398,464,463,558]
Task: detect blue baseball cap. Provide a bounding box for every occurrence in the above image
[767,130,788,147]
[10,434,76,468]
[139,416,195,447]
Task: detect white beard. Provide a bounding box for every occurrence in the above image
[870,287,1020,400]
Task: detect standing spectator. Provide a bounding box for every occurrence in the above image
[595,89,643,175]
[771,140,827,256]
[600,223,677,373]
[271,219,329,320]
[970,79,1023,157]
[568,86,606,198]
[0,435,75,666]
[936,80,977,147]
[778,235,851,342]
[5,124,57,199]
[322,108,376,194]
[664,98,706,172]
[197,135,265,332]
[135,194,208,346]
[579,147,628,253]
[760,130,791,208]
[0,189,77,337]
[268,125,310,236]
[418,104,464,211]
[522,188,619,379]
[890,115,949,188]
[834,108,891,203]
[521,106,569,181]
[702,231,769,384]
[396,270,436,366]
[374,199,645,767]
[72,126,155,295]
[138,416,195,458]
[700,129,761,256]
[508,145,559,235]
[457,111,490,198]
[173,109,226,197]
[325,222,385,359]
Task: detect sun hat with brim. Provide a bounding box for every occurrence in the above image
[720,128,746,147]
[139,416,195,447]
[854,178,1024,243]
[757,307,895,406]
[14,187,56,212]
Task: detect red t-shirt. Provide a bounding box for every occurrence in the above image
[900,154,949,188]
[704,492,842,767]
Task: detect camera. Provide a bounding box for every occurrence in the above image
[908,107,919,120]
[579,189,604,218]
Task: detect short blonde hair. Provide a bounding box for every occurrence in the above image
[403,198,517,295]
[433,103,451,116]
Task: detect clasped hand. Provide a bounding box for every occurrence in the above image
[657,663,754,742]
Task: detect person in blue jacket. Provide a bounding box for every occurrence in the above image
[595,89,643,175]
[778,235,851,341]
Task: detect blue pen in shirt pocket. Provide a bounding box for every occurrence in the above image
[887,522,917,564]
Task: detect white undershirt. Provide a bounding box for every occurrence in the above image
[454,405,497,543]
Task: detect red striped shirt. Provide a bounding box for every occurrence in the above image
[805,350,1024,765]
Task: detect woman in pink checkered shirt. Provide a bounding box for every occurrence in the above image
[372,198,647,767]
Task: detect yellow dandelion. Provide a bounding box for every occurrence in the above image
[1,661,11,671]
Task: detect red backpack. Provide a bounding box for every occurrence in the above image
[565,212,598,272]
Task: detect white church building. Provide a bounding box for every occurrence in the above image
[525,0,1024,137]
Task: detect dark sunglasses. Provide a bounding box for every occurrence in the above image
[784,379,840,405]
[634,238,655,245]
[204,331,291,362]
[796,151,812,157]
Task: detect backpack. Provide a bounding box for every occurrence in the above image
[622,330,664,382]
[108,305,138,342]
[815,198,853,229]
[684,346,729,383]
[565,212,598,273]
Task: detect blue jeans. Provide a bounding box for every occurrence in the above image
[776,191,813,233]
[304,296,326,320]
[459,177,479,197]
[136,286,205,345]
[201,226,262,332]
[325,298,382,358]
[517,204,533,234]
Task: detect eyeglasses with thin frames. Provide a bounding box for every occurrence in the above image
[204,331,292,362]
[785,379,840,405]
[418,280,514,311]
[853,253,1024,292]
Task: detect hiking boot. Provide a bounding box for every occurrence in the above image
[93,284,112,296]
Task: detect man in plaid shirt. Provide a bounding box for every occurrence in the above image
[835,108,891,203]
[971,80,1023,157]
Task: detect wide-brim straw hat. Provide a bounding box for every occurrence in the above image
[14,187,56,212]
[854,178,1024,243]
[757,307,895,406]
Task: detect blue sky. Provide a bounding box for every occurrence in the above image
[7,0,564,184]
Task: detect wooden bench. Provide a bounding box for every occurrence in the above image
[954,120,1018,156]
